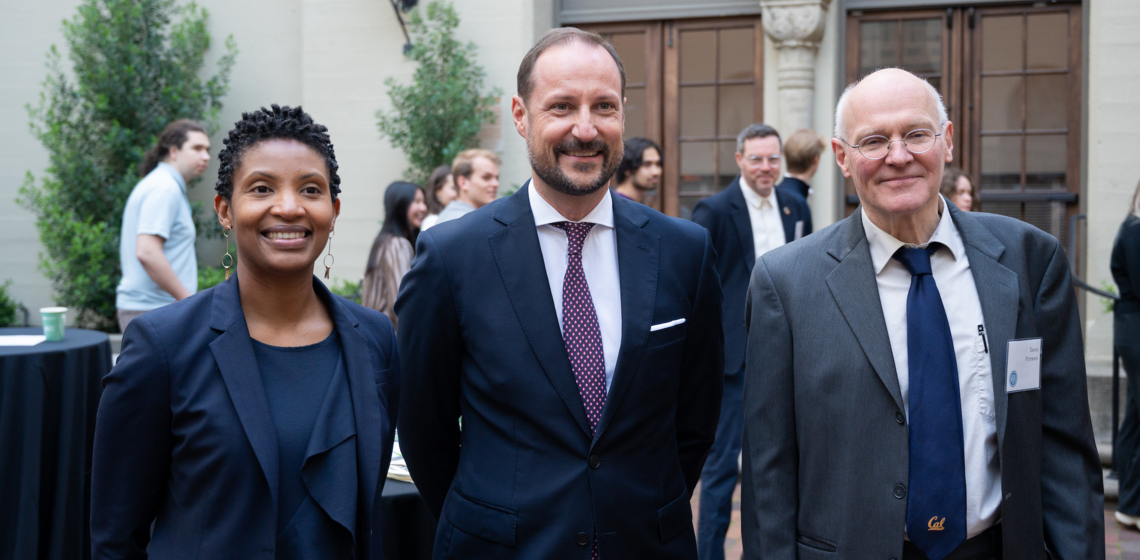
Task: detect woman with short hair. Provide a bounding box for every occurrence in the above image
[362,181,426,328]
[92,105,399,559]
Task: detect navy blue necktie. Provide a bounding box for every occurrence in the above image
[894,246,966,560]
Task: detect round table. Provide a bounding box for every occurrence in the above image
[0,327,112,560]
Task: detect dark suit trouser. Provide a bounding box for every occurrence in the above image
[698,370,743,560]
[1116,314,1140,514]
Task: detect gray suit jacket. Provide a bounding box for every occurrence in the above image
[741,206,1104,559]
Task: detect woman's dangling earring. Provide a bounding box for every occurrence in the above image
[324,228,335,279]
[222,226,233,280]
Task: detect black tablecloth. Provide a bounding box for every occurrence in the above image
[382,480,438,560]
[0,328,112,560]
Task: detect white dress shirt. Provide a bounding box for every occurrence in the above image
[529,185,622,392]
[739,177,785,259]
[861,196,1001,539]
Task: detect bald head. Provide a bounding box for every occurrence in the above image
[834,68,947,141]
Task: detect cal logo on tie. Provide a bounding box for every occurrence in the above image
[928,517,946,531]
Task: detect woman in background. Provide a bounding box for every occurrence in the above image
[1113,178,1140,529]
[92,105,399,559]
[419,165,455,231]
[940,166,974,211]
[362,181,426,328]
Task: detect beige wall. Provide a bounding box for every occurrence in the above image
[0,0,84,322]
[1083,0,1140,375]
[0,0,539,322]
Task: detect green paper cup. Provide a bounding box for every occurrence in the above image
[40,307,67,342]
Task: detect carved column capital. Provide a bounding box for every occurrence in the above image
[759,0,832,133]
[760,0,832,48]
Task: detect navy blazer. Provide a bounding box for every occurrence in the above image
[777,176,811,200]
[91,276,399,560]
[692,177,812,374]
[395,184,724,559]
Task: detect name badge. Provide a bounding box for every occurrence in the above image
[1005,338,1042,393]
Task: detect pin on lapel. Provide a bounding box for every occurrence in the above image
[783,206,791,215]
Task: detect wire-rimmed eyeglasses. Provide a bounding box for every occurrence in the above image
[840,129,943,160]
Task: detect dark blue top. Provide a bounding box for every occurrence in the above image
[252,331,350,553]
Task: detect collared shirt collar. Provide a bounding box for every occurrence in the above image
[529,181,615,229]
[861,194,965,275]
[157,162,187,194]
[739,176,778,210]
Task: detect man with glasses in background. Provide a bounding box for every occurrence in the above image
[740,68,1102,560]
[691,123,810,560]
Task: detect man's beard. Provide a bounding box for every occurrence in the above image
[529,136,622,197]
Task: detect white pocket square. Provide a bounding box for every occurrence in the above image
[650,318,686,332]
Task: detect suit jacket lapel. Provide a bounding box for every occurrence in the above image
[593,197,659,445]
[775,188,797,242]
[489,184,593,437]
[952,207,1016,449]
[727,179,757,269]
[317,281,385,528]
[208,276,280,514]
[824,211,905,411]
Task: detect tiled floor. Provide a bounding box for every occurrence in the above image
[694,480,1131,560]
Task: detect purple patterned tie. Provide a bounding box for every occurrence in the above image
[553,221,607,432]
[553,221,605,560]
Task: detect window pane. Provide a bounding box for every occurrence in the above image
[982,16,1023,72]
[980,135,1022,190]
[681,30,716,83]
[679,196,703,221]
[981,76,1023,131]
[718,85,754,139]
[1024,201,1066,242]
[680,86,715,137]
[1027,13,1068,70]
[901,19,941,75]
[610,33,646,85]
[1026,74,1067,130]
[1025,134,1066,190]
[680,142,715,193]
[624,88,646,139]
[719,28,754,81]
[860,21,898,78]
[981,201,1021,221]
[719,140,740,190]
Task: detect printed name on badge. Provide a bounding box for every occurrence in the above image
[1006,338,1042,393]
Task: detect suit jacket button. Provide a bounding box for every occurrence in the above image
[589,455,601,469]
[893,484,906,499]
[895,411,905,424]
[576,532,590,546]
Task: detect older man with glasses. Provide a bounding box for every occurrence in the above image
[691,123,811,560]
[739,68,1103,560]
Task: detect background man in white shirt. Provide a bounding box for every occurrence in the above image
[115,119,210,332]
[396,27,724,559]
[741,68,1102,560]
[691,123,811,560]
[434,148,500,226]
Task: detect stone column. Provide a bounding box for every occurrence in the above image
[759,0,832,134]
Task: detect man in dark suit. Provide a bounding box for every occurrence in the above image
[396,27,724,560]
[691,123,810,560]
[741,68,1103,559]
